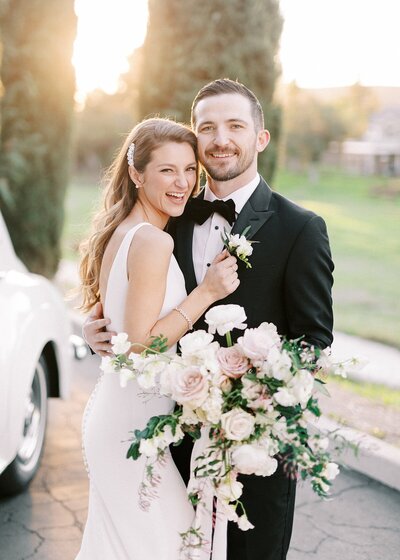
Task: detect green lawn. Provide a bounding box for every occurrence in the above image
[62,175,101,260]
[273,169,400,347]
[330,376,400,410]
[63,169,400,347]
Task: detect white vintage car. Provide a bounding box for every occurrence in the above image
[0,211,74,496]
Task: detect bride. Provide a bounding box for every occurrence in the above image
[76,118,239,559]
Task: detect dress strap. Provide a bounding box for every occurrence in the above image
[103,222,152,323]
[109,222,151,282]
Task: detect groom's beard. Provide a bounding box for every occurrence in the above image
[202,139,257,182]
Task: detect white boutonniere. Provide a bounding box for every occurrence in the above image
[221,226,256,269]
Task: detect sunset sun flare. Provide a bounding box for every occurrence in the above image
[72,0,148,102]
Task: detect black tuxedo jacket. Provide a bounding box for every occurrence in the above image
[169,176,334,560]
[172,176,334,348]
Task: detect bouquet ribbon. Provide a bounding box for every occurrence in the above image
[189,428,228,560]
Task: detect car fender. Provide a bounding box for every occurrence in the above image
[0,270,72,471]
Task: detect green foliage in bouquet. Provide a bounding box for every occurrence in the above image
[102,304,360,552]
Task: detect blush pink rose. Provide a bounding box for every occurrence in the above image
[238,322,281,364]
[170,366,208,408]
[217,346,249,379]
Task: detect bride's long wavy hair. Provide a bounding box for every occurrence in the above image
[79,118,199,312]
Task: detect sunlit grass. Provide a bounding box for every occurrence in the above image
[273,168,400,347]
[330,376,400,410]
[62,175,101,260]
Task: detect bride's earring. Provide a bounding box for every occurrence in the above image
[128,164,142,190]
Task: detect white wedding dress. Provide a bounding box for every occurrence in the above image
[76,222,194,560]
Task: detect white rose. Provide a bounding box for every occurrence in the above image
[111,332,131,354]
[288,369,314,407]
[205,305,247,336]
[322,462,340,481]
[221,408,255,441]
[179,330,215,355]
[237,515,255,531]
[231,444,278,476]
[238,322,281,365]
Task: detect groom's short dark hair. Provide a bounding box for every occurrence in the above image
[191,78,264,131]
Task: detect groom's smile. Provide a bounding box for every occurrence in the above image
[193,92,269,188]
[209,151,237,159]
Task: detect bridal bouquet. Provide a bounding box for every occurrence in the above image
[102,304,349,536]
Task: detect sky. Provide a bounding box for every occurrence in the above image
[73,0,400,101]
[72,0,148,101]
[279,0,400,88]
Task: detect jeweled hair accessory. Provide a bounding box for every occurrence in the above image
[127,142,135,167]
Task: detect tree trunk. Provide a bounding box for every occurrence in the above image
[0,0,77,277]
[135,0,283,182]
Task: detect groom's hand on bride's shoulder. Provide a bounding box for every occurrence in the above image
[83,302,116,357]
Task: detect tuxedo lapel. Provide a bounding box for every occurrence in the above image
[175,218,197,294]
[231,177,275,240]
[174,189,206,294]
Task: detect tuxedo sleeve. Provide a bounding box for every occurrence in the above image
[284,215,334,348]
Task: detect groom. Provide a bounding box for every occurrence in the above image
[84,79,334,560]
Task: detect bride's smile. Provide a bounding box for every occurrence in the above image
[132,141,197,225]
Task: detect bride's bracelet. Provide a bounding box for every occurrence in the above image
[174,306,193,331]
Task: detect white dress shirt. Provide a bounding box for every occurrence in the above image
[192,174,260,284]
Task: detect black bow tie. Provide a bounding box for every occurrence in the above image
[184,197,236,225]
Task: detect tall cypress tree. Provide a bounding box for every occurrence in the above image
[0,0,76,277]
[137,0,283,181]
